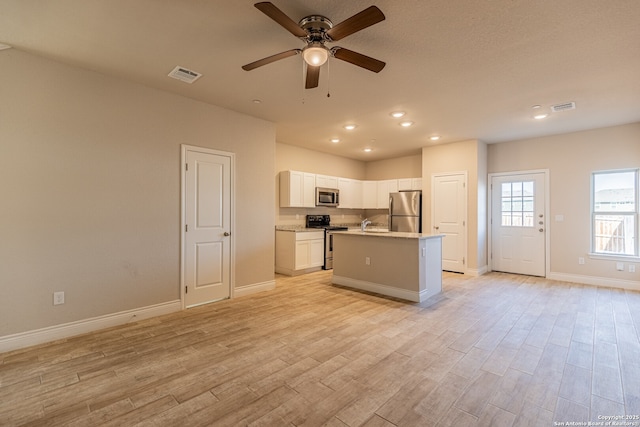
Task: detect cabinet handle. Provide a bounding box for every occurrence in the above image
[223,232,231,236]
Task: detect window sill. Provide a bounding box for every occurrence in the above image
[588,253,640,262]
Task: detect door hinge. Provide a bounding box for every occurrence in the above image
[463,257,466,265]
[185,224,188,232]
[185,163,189,171]
[463,220,466,226]
[185,286,188,294]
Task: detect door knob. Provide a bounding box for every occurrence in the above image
[539,228,544,232]
[223,232,230,236]
[434,226,439,230]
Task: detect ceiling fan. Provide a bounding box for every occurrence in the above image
[242,2,386,89]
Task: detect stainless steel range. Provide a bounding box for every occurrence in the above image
[306,215,348,270]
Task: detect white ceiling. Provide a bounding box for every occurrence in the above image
[1,0,639,161]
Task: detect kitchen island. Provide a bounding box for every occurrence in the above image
[332,230,443,302]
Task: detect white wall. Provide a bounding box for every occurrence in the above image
[365,154,422,180]
[488,123,640,287]
[0,49,276,338]
[422,139,488,273]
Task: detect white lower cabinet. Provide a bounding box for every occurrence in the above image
[275,230,325,276]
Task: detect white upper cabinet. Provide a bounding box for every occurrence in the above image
[398,178,412,191]
[377,179,398,209]
[315,174,339,189]
[280,170,316,207]
[399,178,422,190]
[338,178,363,209]
[362,181,378,209]
[412,177,423,190]
[280,170,420,210]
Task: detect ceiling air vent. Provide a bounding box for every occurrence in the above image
[551,101,576,112]
[168,66,202,84]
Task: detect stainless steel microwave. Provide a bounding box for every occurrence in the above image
[316,187,339,207]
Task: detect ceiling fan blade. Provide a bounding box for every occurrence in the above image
[305,65,320,89]
[254,2,307,38]
[242,49,301,71]
[332,47,385,73]
[326,6,385,41]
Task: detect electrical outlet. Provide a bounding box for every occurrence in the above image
[616,262,624,271]
[630,265,636,273]
[578,257,585,265]
[365,256,371,265]
[53,291,65,305]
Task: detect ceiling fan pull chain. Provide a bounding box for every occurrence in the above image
[327,57,331,98]
[301,60,306,104]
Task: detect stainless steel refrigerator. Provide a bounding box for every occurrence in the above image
[389,191,422,232]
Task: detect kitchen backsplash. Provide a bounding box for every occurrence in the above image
[276,209,388,228]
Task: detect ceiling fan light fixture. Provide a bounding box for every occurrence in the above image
[303,45,329,66]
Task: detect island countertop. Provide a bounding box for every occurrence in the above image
[335,230,444,240]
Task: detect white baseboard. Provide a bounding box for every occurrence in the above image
[547,272,640,291]
[465,265,488,277]
[234,280,276,297]
[0,300,181,354]
[332,275,439,303]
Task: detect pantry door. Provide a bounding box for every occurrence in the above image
[490,172,547,277]
[432,173,467,273]
[182,145,234,308]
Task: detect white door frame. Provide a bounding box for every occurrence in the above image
[180,144,236,309]
[431,171,468,274]
[488,169,550,277]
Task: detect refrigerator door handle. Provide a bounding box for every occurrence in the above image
[388,196,393,230]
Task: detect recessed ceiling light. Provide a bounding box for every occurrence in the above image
[534,113,549,120]
[400,121,414,127]
[390,111,405,118]
[252,99,262,104]
[430,135,440,141]
[344,124,357,130]
[363,148,372,152]
[330,138,340,143]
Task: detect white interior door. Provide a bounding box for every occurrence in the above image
[183,146,232,307]
[432,173,466,273]
[491,172,546,276]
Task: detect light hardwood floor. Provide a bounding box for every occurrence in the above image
[1,271,640,426]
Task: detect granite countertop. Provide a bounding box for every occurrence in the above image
[275,225,319,232]
[334,230,444,240]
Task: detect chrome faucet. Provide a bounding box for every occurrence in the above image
[361,218,372,231]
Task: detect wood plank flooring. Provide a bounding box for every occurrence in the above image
[1,271,640,426]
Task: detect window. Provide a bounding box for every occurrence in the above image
[592,169,638,256]
[501,181,535,227]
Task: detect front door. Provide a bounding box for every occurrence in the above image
[491,172,546,276]
[182,145,233,307]
[432,173,466,273]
